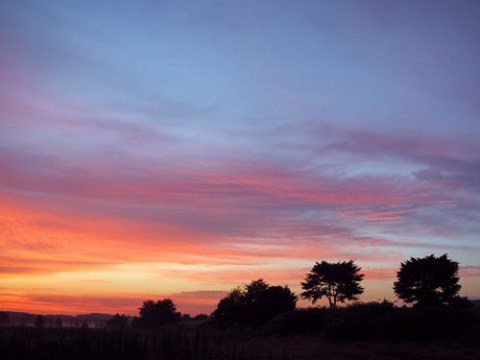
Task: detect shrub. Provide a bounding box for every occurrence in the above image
[262,307,330,336]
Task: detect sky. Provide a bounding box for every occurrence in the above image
[1,0,479,316]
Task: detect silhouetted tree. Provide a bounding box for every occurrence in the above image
[213,288,245,326]
[301,260,364,309]
[107,313,128,329]
[0,311,10,326]
[394,254,461,306]
[212,279,297,327]
[138,298,181,328]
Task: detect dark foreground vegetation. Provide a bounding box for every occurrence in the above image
[1,302,479,360]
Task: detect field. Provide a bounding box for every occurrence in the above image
[1,322,479,360]
[1,303,479,360]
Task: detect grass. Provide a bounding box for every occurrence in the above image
[1,303,479,359]
[1,325,480,360]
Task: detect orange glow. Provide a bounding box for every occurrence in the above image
[1,160,479,316]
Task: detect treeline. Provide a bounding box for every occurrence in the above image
[0,304,479,360]
[0,254,476,332]
[0,254,479,359]
[97,254,479,340]
[129,254,474,329]
[263,301,479,342]
[0,312,117,329]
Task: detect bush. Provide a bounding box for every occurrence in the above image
[322,301,478,342]
[385,306,478,342]
[262,307,330,336]
[137,299,181,329]
[212,279,297,327]
[323,300,396,341]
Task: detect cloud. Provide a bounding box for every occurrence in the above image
[460,265,480,279]
[2,124,479,280]
[0,289,229,316]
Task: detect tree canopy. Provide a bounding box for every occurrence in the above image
[212,279,297,327]
[301,260,364,309]
[393,254,462,306]
[137,298,181,328]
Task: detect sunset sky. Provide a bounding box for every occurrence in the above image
[1,0,479,316]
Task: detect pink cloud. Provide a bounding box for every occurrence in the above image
[0,290,229,316]
[460,265,480,279]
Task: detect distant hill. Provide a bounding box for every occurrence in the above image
[75,313,114,321]
[0,311,115,327]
